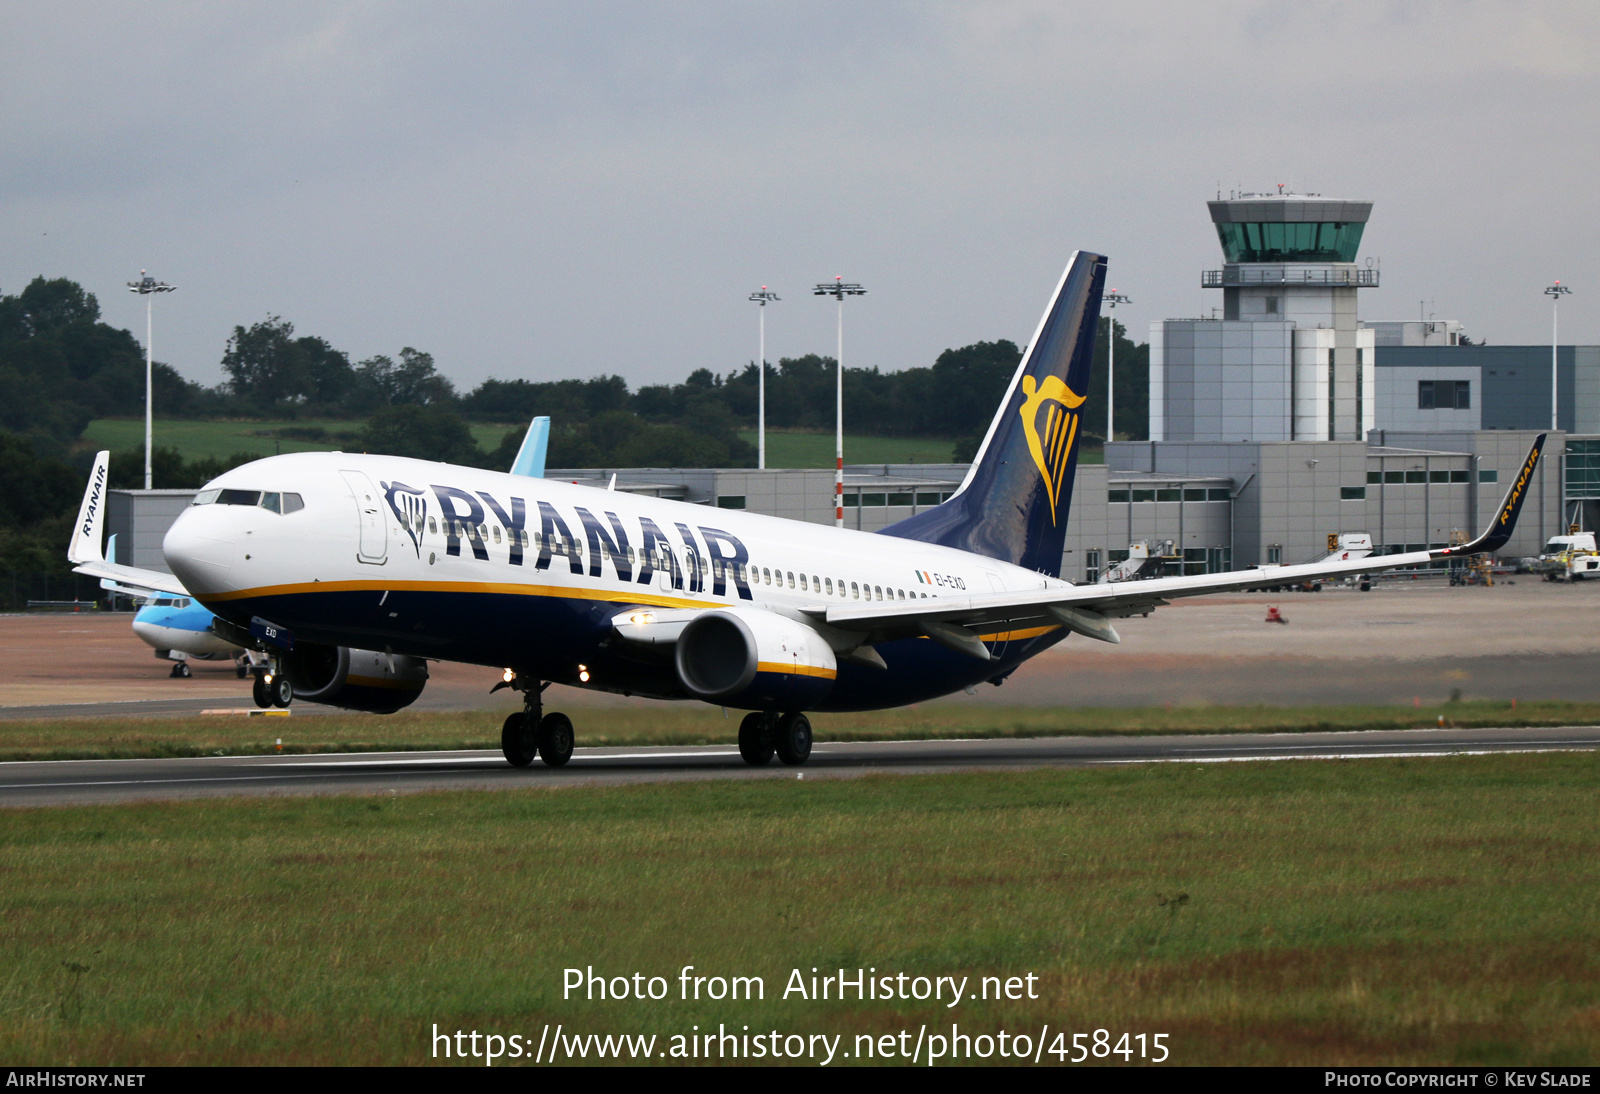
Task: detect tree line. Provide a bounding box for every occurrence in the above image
[0,273,1149,599]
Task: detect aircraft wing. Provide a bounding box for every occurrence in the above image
[67,449,190,598]
[804,434,1547,661]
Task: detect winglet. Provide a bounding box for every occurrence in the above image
[509,416,550,478]
[68,450,111,564]
[1432,434,1546,559]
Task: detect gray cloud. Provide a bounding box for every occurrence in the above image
[3,1,1596,394]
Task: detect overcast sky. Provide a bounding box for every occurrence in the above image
[4,2,1597,393]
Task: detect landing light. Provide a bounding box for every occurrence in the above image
[628,611,655,625]
[502,668,515,683]
[578,663,590,683]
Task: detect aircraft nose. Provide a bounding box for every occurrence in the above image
[163,506,236,596]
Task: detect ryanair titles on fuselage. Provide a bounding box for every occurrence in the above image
[382,479,755,601]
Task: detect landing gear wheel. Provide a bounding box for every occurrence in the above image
[501,712,536,767]
[538,712,574,767]
[235,663,248,679]
[170,662,191,679]
[774,712,812,766]
[738,712,776,766]
[271,675,293,708]
[252,674,272,708]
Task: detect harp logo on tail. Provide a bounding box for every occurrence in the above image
[1019,374,1086,525]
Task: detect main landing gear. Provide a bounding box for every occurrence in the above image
[738,712,812,767]
[500,679,573,768]
[169,661,191,679]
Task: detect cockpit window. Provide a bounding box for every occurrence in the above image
[191,489,305,514]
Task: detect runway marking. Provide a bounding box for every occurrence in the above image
[1107,747,1594,764]
[282,750,744,767]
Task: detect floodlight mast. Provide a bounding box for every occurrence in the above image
[749,287,780,469]
[1546,282,1572,431]
[1102,291,1130,443]
[127,270,176,490]
[813,277,867,527]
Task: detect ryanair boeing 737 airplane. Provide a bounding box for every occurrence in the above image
[69,251,1543,769]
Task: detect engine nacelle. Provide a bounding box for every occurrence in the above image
[283,643,428,713]
[673,607,836,711]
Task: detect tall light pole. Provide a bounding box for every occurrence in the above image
[749,287,779,469]
[1102,290,1130,443]
[127,270,176,489]
[1546,282,1572,431]
[814,277,866,527]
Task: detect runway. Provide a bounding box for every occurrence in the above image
[3,724,1597,807]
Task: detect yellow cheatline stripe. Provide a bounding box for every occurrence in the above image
[201,577,708,612]
[975,624,1061,642]
[756,661,837,679]
[346,674,425,690]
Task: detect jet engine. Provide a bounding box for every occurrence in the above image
[282,642,428,713]
[673,607,836,710]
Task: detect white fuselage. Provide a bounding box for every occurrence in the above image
[163,452,1070,709]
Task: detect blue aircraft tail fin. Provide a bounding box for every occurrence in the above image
[880,250,1106,576]
[509,416,550,478]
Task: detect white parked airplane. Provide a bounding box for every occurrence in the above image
[70,251,1544,768]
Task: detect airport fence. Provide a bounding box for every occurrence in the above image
[0,571,110,613]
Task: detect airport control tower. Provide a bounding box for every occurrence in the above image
[1150,190,1378,442]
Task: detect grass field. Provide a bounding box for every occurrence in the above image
[81,418,520,463]
[2,753,1598,1065]
[2,698,1596,763]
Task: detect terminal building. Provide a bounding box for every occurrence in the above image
[106,189,1599,587]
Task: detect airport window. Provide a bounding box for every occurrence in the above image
[1450,469,1469,483]
[1265,296,1279,314]
[1341,486,1366,500]
[1085,548,1101,582]
[1207,488,1230,501]
[916,492,942,506]
[888,492,913,506]
[1418,380,1471,410]
[717,496,746,509]
[1108,489,1130,503]
[863,493,887,507]
[1267,545,1283,564]
[1405,470,1427,484]
[1156,488,1181,502]
[1480,469,1499,483]
[1429,470,1449,484]
[1367,471,1382,484]
[843,493,859,508]
[1132,489,1155,503]
[1183,488,1207,502]
[941,491,956,502]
